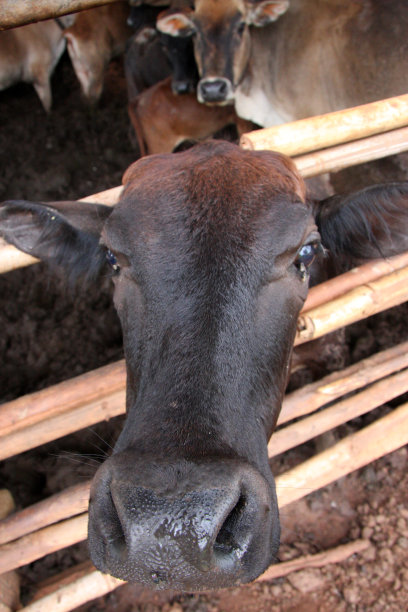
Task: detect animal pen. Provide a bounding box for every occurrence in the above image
[1,3,408,611]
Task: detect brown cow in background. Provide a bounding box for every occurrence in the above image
[157,0,408,128]
[129,75,254,154]
[64,2,132,104]
[0,19,67,112]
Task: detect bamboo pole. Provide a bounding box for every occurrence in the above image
[257,538,370,582]
[279,340,408,425]
[275,400,408,507]
[240,94,408,156]
[0,185,123,274]
[0,514,88,575]
[2,340,407,547]
[80,185,123,206]
[1,402,407,576]
[301,251,408,313]
[0,491,20,612]
[0,388,125,462]
[0,482,91,547]
[0,0,120,30]
[270,368,408,457]
[0,360,125,438]
[294,126,408,178]
[295,265,408,345]
[19,568,124,612]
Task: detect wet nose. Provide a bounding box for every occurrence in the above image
[197,78,232,104]
[88,457,279,590]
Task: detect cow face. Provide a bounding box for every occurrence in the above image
[1,141,408,590]
[157,0,289,104]
[88,142,312,588]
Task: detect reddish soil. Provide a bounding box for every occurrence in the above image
[0,53,407,611]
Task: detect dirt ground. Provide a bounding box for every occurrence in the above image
[0,54,408,611]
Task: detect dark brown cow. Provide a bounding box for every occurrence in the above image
[124,25,198,102]
[157,0,408,127]
[128,76,254,154]
[0,19,67,112]
[1,141,408,590]
[64,2,132,104]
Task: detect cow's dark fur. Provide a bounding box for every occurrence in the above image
[1,141,407,590]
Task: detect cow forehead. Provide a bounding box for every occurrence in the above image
[106,141,308,250]
[195,0,245,21]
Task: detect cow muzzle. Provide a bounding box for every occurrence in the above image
[88,455,279,590]
[197,77,234,105]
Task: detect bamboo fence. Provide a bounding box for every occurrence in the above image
[1,92,408,610]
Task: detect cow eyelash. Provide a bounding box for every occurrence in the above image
[294,241,323,279]
[106,249,120,274]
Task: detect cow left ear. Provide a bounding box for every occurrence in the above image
[315,182,408,267]
[247,0,289,27]
[156,8,196,37]
[0,199,113,283]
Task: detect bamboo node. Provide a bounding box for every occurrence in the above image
[296,315,315,340]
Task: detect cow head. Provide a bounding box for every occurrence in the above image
[1,141,408,590]
[157,0,289,104]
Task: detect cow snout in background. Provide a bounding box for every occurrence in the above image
[197,77,234,105]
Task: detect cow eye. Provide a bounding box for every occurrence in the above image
[294,242,322,279]
[237,21,246,35]
[106,249,120,273]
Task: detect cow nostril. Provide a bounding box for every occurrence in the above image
[106,492,127,564]
[214,494,247,561]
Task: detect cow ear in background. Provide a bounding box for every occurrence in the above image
[0,199,113,284]
[315,182,408,268]
[156,9,196,37]
[247,1,289,27]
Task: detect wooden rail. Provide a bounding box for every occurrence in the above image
[240,93,408,156]
[295,126,408,178]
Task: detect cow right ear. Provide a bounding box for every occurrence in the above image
[156,8,196,37]
[0,199,113,284]
[247,0,289,27]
